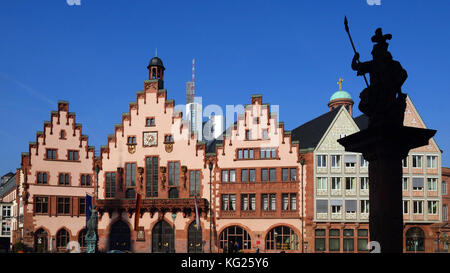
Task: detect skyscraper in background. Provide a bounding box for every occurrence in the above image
[186,58,203,141]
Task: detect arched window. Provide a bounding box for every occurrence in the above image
[265,226,298,251]
[406,227,425,251]
[34,228,48,253]
[78,229,87,248]
[152,220,174,253]
[109,220,131,251]
[219,225,252,253]
[56,228,70,249]
[188,221,202,253]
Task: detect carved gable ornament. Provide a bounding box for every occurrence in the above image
[317,111,357,152]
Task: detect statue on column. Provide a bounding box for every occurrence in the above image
[351,28,408,128]
[85,205,98,253]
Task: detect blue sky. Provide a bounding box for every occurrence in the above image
[0,0,449,174]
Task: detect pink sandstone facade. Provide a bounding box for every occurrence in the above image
[95,61,211,253]
[212,95,306,253]
[20,102,95,252]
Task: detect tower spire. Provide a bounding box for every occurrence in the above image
[192,57,195,83]
[155,48,158,57]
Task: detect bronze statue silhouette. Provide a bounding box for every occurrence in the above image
[351,28,408,128]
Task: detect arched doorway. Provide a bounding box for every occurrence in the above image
[34,228,48,253]
[265,226,299,251]
[187,221,202,253]
[219,225,252,253]
[152,220,174,253]
[108,220,131,252]
[56,228,70,252]
[406,227,425,252]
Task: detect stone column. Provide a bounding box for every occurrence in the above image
[338,125,435,253]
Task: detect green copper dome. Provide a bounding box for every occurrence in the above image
[329,90,352,102]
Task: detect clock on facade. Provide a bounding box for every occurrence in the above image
[143,132,157,147]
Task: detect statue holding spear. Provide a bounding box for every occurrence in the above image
[344,16,408,129]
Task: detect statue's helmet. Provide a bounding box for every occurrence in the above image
[371,28,392,58]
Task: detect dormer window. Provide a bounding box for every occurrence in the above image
[164,134,174,143]
[146,117,155,127]
[60,130,66,139]
[245,130,251,140]
[127,136,137,145]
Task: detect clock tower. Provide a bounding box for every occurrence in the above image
[147,51,165,89]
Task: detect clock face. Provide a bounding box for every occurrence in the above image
[143,132,157,147]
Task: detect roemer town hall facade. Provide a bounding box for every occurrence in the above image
[3,56,445,253]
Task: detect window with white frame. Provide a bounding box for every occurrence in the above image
[427,178,437,191]
[426,156,437,169]
[403,201,409,214]
[260,148,276,159]
[428,201,437,214]
[331,155,341,168]
[361,200,369,214]
[241,194,256,211]
[221,194,236,211]
[221,169,236,183]
[282,193,297,211]
[443,205,448,221]
[360,177,369,190]
[331,177,341,190]
[412,178,424,191]
[331,202,342,214]
[413,201,423,214]
[2,206,11,217]
[317,177,327,191]
[262,194,276,211]
[344,155,357,167]
[360,155,369,168]
[317,155,327,168]
[230,170,236,182]
[402,177,409,191]
[2,222,10,235]
[402,158,408,168]
[345,200,357,214]
[412,155,423,168]
[345,177,356,190]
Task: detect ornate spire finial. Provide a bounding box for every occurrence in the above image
[338,77,344,90]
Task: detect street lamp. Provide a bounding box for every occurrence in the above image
[436,231,441,253]
[208,162,214,253]
[299,157,305,253]
[172,212,177,253]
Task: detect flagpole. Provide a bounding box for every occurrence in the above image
[208,162,213,253]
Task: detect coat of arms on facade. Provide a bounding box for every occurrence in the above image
[128,144,136,154]
[165,143,173,153]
